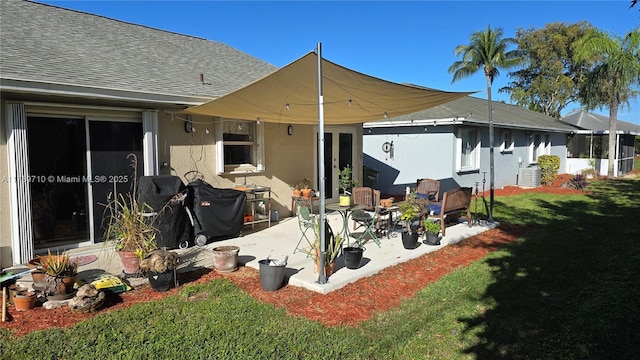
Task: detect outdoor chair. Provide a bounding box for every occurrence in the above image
[416,178,440,202]
[351,187,391,246]
[293,197,316,254]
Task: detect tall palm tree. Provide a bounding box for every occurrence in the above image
[574,28,640,178]
[448,25,521,222]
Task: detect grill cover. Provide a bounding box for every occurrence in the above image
[187,180,246,240]
[138,175,191,249]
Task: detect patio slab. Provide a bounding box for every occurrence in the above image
[8,213,496,295]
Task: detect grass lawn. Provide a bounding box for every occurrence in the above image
[1,177,639,359]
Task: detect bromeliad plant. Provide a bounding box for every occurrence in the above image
[40,249,78,278]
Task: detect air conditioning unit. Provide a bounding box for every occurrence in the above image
[517,167,541,187]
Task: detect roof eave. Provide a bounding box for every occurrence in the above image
[0,78,212,107]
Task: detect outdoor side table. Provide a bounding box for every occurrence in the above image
[325,203,364,246]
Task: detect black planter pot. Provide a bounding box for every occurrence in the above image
[343,246,364,269]
[147,269,176,292]
[401,231,419,249]
[424,231,441,246]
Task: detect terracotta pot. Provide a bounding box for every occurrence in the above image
[13,292,37,311]
[316,261,334,277]
[292,189,302,198]
[43,274,76,297]
[117,251,141,275]
[301,189,313,199]
[27,257,46,286]
[212,246,240,273]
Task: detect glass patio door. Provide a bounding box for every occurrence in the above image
[316,127,355,203]
[88,120,143,242]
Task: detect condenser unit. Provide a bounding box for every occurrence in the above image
[517,167,541,187]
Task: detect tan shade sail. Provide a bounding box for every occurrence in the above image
[182,52,474,124]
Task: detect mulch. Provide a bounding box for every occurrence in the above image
[0,175,592,337]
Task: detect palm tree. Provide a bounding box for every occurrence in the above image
[574,28,640,178]
[448,25,521,222]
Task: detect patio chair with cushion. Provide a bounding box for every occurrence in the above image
[416,178,440,202]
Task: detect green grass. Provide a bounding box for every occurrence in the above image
[2,177,639,359]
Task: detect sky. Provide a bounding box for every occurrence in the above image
[37,0,640,125]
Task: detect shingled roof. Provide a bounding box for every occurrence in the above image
[366,95,577,132]
[561,110,640,135]
[0,0,277,104]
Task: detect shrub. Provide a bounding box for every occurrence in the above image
[564,173,588,190]
[538,155,560,185]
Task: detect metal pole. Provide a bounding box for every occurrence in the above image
[487,87,495,223]
[316,42,327,284]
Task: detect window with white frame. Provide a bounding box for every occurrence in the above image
[529,133,550,163]
[500,130,514,153]
[215,119,264,174]
[457,128,480,171]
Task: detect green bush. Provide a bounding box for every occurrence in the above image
[538,155,560,185]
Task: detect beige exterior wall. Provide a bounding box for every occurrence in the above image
[0,103,362,269]
[157,114,362,219]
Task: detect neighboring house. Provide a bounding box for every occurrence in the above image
[1,0,365,267]
[363,96,577,196]
[561,110,640,177]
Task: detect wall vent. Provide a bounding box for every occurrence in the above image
[517,167,541,187]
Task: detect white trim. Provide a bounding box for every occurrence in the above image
[214,118,264,175]
[5,102,34,265]
[215,119,224,175]
[142,110,159,176]
[456,127,480,172]
[500,129,514,153]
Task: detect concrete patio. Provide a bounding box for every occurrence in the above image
[9,212,496,295]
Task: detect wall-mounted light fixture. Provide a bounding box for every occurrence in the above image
[287,124,293,136]
[184,121,194,133]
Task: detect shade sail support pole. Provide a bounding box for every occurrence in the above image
[317,42,327,284]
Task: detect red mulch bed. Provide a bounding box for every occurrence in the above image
[0,175,589,337]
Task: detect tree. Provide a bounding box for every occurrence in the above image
[448,25,521,222]
[574,28,640,177]
[501,22,594,119]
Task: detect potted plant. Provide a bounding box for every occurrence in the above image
[423,219,441,246]
[298,178,313,198]
[139,248,179,291]
[39,249,78,298]
[291,183,302,198]
[102,154,158,275]
[398,191,421,249]
[338,165,359,206]
[302,217,344,277]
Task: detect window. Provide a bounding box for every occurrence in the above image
[215,119,264,174]
[529,133,550,163]
[456,128,480,171]
[500,130,514,153]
